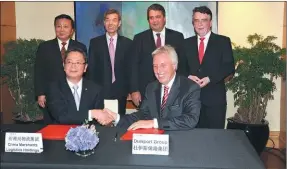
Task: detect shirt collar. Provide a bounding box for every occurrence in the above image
[197,31,211,41]
[66,78,83,89]
[106,33,118,42]
[162,73,176,89]
[57,38,70,46]
[153,27,166,37]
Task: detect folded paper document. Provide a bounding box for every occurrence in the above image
[104,99,118,114]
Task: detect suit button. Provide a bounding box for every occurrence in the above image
[198,68,201,72]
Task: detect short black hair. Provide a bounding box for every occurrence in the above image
[147,3,166,20]
[54,14,75,29]
[64,47,87,63]
[193,6,212,20]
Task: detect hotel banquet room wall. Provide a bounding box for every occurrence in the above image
[0,2,286,146]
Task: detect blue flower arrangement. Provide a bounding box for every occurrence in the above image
[65,121,99,154]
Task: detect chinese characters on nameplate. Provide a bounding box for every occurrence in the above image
[132,134,169,155]
[5,132,43,153]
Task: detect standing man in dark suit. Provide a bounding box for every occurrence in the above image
[47,48,110,125]
[87,9,132,116]
[103,45,201,131]
[34,14,87,124]
[183,6,235,129]
[130,3,185,107]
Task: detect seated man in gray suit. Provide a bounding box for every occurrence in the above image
[103,45,201,130]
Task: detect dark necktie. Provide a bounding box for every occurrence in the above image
[61,42,67,62]
[160,86,169,118]
[198,37,205,64]
[156,33,161,48]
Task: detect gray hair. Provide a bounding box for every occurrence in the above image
[152,45,178,68]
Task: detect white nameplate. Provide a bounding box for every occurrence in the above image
[5,132,43,153]
[132,134,169,155]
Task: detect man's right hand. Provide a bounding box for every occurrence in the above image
[188,75,201,85]
[131,91,141,107]
[37,95,46,108]
[91,109,114,125]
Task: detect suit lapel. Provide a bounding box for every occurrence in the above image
[153,82,161,118]
[201,32,215,65]
[165,28,172,45]
[53,38,62,59]
[79,79,89,112]
[149,30,157,50]
[114,36,122,72]
[60,79,77,110]
[162,75,180,117]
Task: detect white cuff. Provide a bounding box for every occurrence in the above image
[113,114,120,126]
[207,76,210,83]
[153,118,158,128]
[88,110,92,121]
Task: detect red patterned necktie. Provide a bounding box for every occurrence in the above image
[198,37,205,64]
[61,42,67,62]
[156,33,161,48]
[160,86,169,117]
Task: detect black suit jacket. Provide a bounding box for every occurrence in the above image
[130,28,185,96]
[183,32,235,106]
[34,38,87,97]
[47,78,104,124]
[118,75,201,130]
[87,35,132,98]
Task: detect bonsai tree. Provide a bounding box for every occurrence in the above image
[1,38,45,122]
[226,34,286,124]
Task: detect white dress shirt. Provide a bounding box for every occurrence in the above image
[153,28,166,46]
[57,38,70,51]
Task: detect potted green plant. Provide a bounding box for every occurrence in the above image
[1,38,45,123]
[226,34,286,155]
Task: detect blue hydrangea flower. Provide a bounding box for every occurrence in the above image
[65,125,99,152]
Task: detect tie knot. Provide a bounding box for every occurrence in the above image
[62,42,67,46]
[156,33,161,37]
[73,85,78,90]
[110,37,114,42]
[200,37,205,41]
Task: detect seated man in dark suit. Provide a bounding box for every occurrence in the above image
[103,45,201,130]
[47,48,109,124]
[34,14,87,124]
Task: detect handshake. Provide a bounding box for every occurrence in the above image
[90,108,117,126]
[90,109,155,130]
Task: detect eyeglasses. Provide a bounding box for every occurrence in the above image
[193,19,210,24]
[65,61,86,67]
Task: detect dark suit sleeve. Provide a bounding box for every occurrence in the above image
[117,88,152,128]
[34,43,45,97]
[129,35,141,93]
[47,83,88,124]
[158,84,201,130]
[208,37,235,84]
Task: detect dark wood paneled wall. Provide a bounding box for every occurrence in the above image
[0,2,16,123]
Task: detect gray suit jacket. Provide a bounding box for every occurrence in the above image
[118,75,201,130]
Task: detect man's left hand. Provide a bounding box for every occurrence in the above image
[127,120,154,130]
[199,77,210,88]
